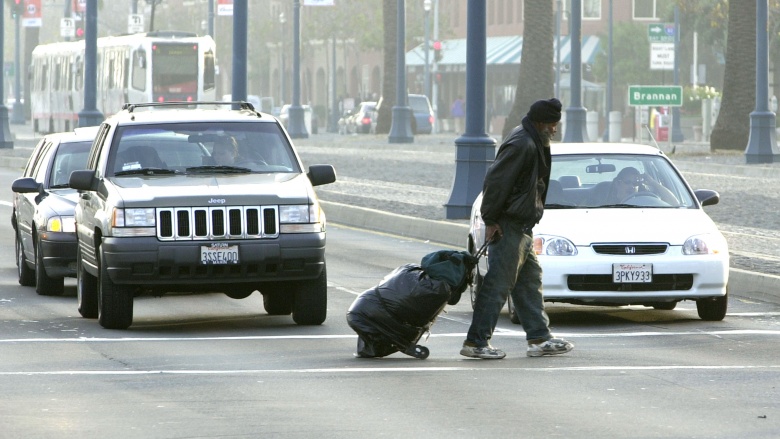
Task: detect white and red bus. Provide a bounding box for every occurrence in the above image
[30,31,217,134]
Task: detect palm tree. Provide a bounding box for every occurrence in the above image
[502,1,555,139]
[375,0,398,134]
[710,0,756,151]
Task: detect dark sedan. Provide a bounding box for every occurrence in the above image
[12,126,97,295]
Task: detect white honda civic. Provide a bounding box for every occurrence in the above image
[467,142,729,322]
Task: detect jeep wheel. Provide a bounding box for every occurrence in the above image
[35,238,64,296]
[16,231,35,287]
[98,247,133,329]
[77,249,98,318]
[292,266,327,325]
[263,290,293,315]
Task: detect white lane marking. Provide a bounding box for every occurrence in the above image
[1,365,779,376]
[1,329,780,344]
[0,200,12,207]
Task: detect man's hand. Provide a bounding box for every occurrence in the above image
[486,223,503,243]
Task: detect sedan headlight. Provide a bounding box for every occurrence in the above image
[46,216,75,233]
[683,233,728,255]
[279,202,325,233]
[534,235,578,256]
[111,208,156,237]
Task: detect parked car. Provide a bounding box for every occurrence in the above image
[68,101,336,329]
[408,94,434,134]
[375,95,434,135]
[346,101,377,134]
[467,142,729,322]
[278,104,319,134]
[11,126,98,296]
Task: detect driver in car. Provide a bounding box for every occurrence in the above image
[609,166,678,205]
[211,137,240,166]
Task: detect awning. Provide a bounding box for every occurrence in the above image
[406,35,601,67]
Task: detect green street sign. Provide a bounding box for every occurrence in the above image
[648,23,675,42]
[628,85,683,107]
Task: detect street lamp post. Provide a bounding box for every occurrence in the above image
[287,0,308,138]
[444,0,496,219]
[563,0,587,142]
[10,6,24,124]
[0,0,13,148]
[745,0,778,163]
[279,12,286,107]
[423,0,431,100]
[670,6,684,142]
[388,0,413,143]
[232,0,247,105]
[77,0,103,127]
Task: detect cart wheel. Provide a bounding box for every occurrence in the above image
[409,345,430,359]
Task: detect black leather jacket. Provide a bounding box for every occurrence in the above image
[480,119,551,227]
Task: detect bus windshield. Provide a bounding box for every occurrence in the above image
[152,43,199,100]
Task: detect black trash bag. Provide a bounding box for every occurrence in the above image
[420,250,478,305]
[346,264,450,358]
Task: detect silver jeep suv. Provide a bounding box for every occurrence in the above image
[69,102,336,329]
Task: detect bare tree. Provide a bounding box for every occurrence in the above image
[710,0,756,151]
[501,1,555,138]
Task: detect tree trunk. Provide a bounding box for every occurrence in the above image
[502,1,555,139]
[375,0,397,134]
[710,0,756,151]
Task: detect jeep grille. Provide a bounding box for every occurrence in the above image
[157,206,279,240]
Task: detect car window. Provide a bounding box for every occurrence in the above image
[549,154,695,209]
[409,96,431,113]
[108,122,300,175]
[49,141,92,187]
[25,139,50,178]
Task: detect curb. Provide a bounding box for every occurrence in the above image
[321,200,780,305]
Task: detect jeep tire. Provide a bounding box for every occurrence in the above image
[292,266,327,325]
[98,247,134,329]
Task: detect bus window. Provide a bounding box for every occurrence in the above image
[132,49,146,91]
[204,49,215,91]
[152,42,198,101]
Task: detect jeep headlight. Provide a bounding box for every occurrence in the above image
[47,216,75,233]
[534,234,578,256]
[111,208,156,237]
[279,203,325,233]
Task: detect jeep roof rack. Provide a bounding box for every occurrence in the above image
[122,101,259,114]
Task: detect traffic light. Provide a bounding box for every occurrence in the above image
[433,41,442,63]
[12,0,24,18]
[76,27,85,39]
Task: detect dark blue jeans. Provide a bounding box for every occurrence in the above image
[466,217,552,347]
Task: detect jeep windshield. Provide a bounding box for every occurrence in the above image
[108,122,301,176]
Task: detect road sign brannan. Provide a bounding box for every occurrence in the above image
[628,85,683,107]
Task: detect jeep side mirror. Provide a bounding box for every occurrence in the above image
[307,164,336,186]
[69,170,99,191]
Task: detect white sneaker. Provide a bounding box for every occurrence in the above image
[527,338,574,357]
[460,343,506,359]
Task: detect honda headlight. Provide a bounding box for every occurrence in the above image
[683,233,728,255]
[534,235,577,256]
